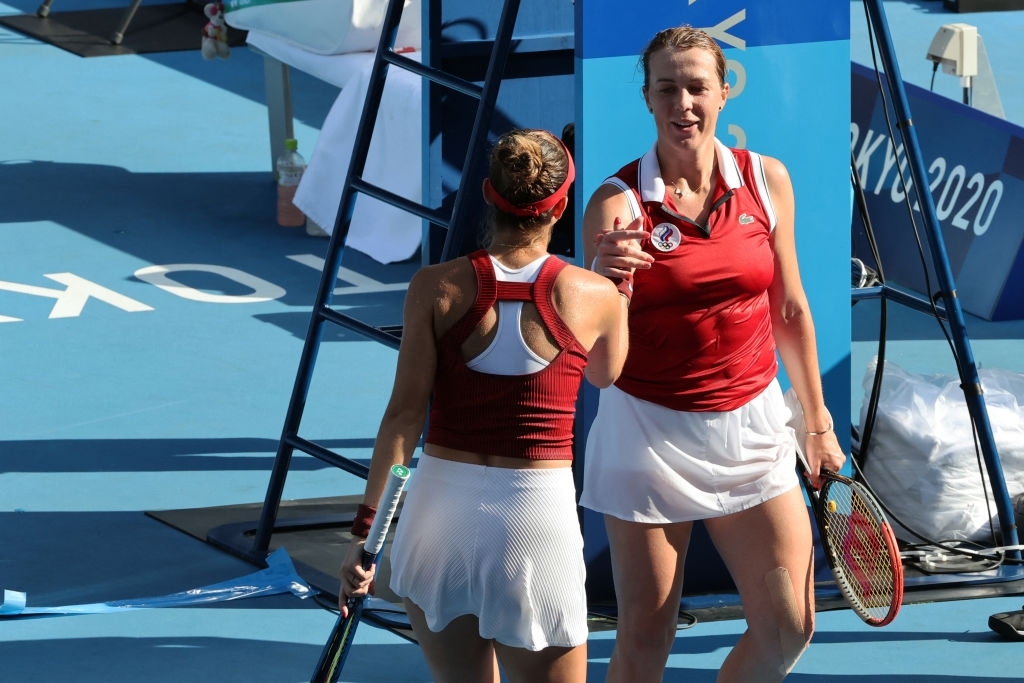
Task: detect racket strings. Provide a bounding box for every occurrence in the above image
[822,484,898,620]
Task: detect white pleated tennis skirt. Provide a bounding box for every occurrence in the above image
[389,454,588,651]
[579,380,799,523]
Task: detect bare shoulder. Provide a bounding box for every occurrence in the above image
[410,256,473,289]
[582,181,636,262]
[406,257,474,310]
[583,181,633,220]
[553,260,620,303]
[587,180,626,206]
[758,154,793,191]
[552,260,627,375]
[403,259,475,327]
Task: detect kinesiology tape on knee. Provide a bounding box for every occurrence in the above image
[764,567,809,677]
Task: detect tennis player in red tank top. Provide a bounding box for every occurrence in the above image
[339,128,629,683]
[580,25,846,683]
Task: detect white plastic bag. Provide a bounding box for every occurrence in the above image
[858,358,1024,543]
[224,0,421,55]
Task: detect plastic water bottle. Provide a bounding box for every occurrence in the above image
[276,138,306,227]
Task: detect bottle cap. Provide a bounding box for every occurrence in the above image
[284,138,298,151]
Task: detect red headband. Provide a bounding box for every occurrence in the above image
[484,139,576,218]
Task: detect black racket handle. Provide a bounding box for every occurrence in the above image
[310,549,376,683]
[311,465,409,682]
[310,599,365,683]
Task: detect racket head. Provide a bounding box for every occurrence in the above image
[816,470,904,626]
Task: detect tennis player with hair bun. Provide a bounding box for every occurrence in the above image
[339,128,629,683]
[580,25,846,682]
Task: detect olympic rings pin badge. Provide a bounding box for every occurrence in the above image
[650,223,682,252]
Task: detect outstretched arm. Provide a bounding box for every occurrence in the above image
[581,273,630,389]
[764,155,845,487]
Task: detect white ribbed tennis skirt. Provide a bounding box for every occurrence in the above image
[388,454,588,651]
[579,379,799,523]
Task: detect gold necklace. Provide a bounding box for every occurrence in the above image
[671,163,716,199]
[671,180,708,198]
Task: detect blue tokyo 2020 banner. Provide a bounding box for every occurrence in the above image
[851,62,1024,321]
[574,0,850,599]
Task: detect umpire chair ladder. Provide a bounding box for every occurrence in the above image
[216,0,536,566]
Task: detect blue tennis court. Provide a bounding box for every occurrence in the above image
[2,1,1024,680]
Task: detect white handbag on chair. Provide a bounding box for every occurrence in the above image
[224,0,421,55]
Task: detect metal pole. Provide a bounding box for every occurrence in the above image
[862,0,1019,555]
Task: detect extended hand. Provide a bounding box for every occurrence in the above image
[593,215,653,281]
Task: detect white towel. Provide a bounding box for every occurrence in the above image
[247,32,423,264]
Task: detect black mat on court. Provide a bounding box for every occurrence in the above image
[0,3,246,58]
[146,494,400,601]
[148,495,419,642]
[147,496,630,638]
[147,494,1024,641]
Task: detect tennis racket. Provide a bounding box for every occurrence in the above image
[311,464,411,683]
[796,450,903,627]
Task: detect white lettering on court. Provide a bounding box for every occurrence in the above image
[0,273,154,320]
[1,259,410,322]
[287,254,409,295]
[134,264,286,303]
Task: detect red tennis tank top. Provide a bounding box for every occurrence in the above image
[611,147,779,412]
[425,250,588,460]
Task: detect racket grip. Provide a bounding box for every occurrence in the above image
[363,464,411,556]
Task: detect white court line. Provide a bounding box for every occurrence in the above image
[287,254,410,295]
